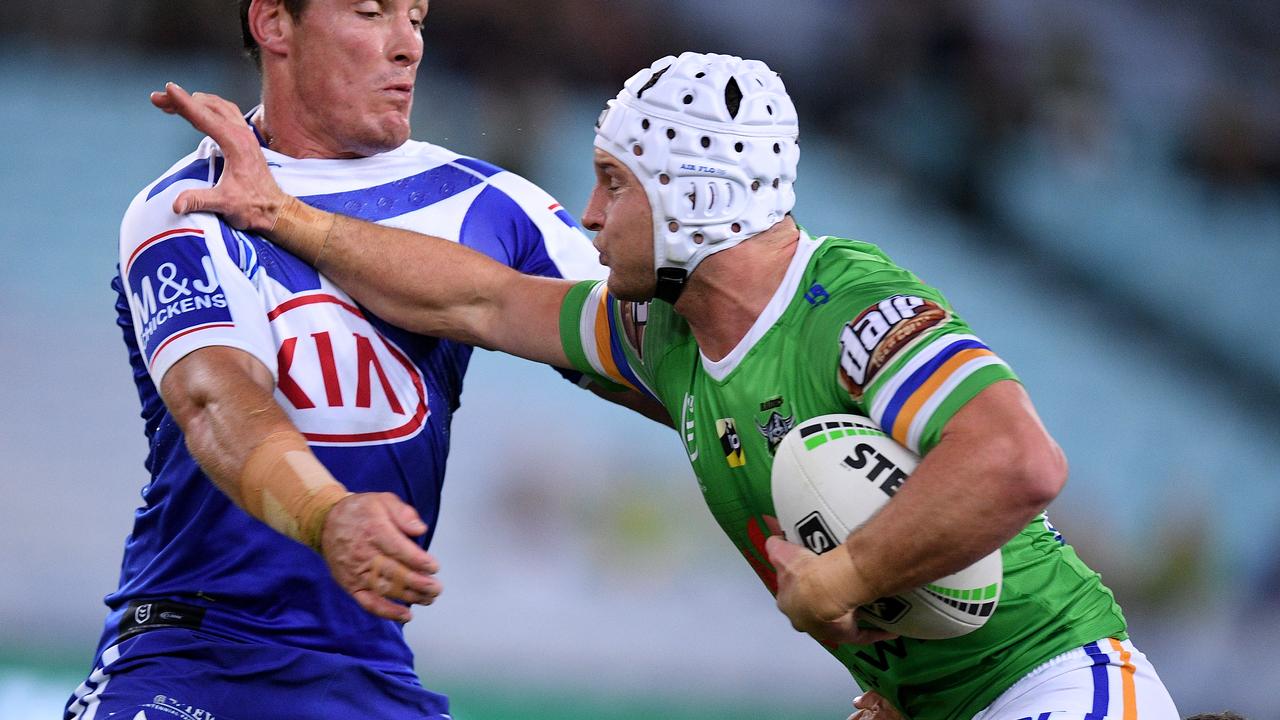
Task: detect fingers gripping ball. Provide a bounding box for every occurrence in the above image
[770,414,1003,639]
[239,431,352,552]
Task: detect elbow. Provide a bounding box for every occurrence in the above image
[985,432,1068,516]
[1014,436,1068,512]
[1024,440,1064,507]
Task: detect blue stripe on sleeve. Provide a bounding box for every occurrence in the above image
[878,338,988,437]
[1083,641,1110,720]
[218,221,319,293]
[146,156,225,202]
[604,295,655,400]
[147,158,211,201]
[299,164,484,223]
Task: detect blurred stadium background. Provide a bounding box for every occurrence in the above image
[2,0,1278,717]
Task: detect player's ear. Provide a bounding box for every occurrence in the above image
[249,0,293,60]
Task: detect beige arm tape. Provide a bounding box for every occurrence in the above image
[239,431,352,552]
[796,544,877,622]
[271,196,337,268]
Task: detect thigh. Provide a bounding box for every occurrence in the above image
[976,639,1179,720]
[65,631,449,720]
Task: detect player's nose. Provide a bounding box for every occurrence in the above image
[387,16,423,66]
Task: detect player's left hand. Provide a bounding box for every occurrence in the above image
[320,492,443,623]
[765,535,898,647]
[150,82,288,232]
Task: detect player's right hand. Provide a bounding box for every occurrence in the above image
[765,535,898,647]
[150,82,287,233]
[319,492,442,622]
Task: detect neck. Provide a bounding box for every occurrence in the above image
[672,217,801,362]
[256,76,362,159]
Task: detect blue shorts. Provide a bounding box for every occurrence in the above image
[65,629,450,720]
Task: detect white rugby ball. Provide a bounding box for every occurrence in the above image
[771,413,1002,640]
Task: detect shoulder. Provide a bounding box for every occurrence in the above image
[397,141,569,221]
[793,233,1015,451]
[795,235,953,334]
[131,139,223,212]
[796,231,954,340]
[122,141,224,244]
[806,235,927,292]
[421,148,601,279]
[120,141,234,286]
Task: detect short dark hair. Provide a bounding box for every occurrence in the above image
[239,0,310,67]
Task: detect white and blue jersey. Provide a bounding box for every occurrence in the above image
[75,130,602,718]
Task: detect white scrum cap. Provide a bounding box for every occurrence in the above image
[594,52,800,302]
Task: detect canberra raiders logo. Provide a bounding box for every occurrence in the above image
[755,395,795,454]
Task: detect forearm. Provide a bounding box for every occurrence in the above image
[840,383,1066,603]
[841,438,1052,602]
[271,199,573,365]
[271,199,498,342]
[163,348,349,550]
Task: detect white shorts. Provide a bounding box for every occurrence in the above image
[971,638,1179,720]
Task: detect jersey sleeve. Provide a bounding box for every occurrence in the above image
[457,161,606,281]
[823,281,1018,456]
[119,178,276,389]
[557,280,660,401]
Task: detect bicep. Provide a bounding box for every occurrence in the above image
[933,379,1067,503]
[159,344,275,418]
[937,379,1042,444]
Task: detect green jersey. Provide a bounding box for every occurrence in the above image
[559,230,1127,720]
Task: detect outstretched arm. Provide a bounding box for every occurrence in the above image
[150,83,573,368]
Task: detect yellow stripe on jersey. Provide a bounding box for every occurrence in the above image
[888,347,996,446]
[578,281,643,394]
[1108,638,1138,720]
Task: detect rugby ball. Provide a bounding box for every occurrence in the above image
[770,413,1002,640]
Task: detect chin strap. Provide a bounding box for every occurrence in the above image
[654,267,688,304]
